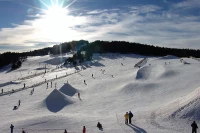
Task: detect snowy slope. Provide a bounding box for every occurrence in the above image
[0,53,200,133]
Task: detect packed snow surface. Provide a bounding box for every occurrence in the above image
[0,53,200,133]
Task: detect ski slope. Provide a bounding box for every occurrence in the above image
[0,53,200,133]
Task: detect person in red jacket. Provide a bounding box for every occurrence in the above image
[83,126,86,133]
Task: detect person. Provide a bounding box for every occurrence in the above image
[64,129,68,133]
[97,122,102,129]
[24,83,25,88]
[22,128,25,133]
[92,74,93,78]
[18,100,21,106]
[129,111,133,124]
[13,106,18,110]
[84,80,86,84]
[83,126,86,133]
[10,124,14,133]
[1,88,3,93]
[124,112,129,124]
[51,82,52,88]
[78,92,80,99]
[191,121,198,133]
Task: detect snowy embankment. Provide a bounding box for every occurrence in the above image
[0,54,200,133]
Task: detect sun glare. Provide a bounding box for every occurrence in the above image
[45,5,68,20]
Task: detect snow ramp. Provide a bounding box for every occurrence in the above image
[43,89,73,112]
[59,83,78,96]
[136,65,165,80]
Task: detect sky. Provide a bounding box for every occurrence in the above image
[0,0,200,53]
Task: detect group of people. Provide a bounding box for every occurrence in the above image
[124,111,133,124]
[9,120,199,133]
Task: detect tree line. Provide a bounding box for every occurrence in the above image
[0,40,199,68]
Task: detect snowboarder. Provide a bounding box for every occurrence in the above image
[97,122,103,129]
[18,100,21,106]
[124,112,129,124]
[10,124,14,133]
[83,126,86,133]
[129,111,133,124]
[64,129,68,133]
[191,121,198,133]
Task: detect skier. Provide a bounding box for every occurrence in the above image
[78,92,81,99]
[18,100,21,106]
[83,126,86,133]
[97,122,103,129]
[64,129,68,133]
[92,74,93,78]
[24,83,25,88]
[191,121,198,133]
[124,112,129,124]
[10,124,14,133]
[84,80,86,85]
[22,128,25,133]
[1,88,3,93]
[129,111,133,124]
[51,82,52,88]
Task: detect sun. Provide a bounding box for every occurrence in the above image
[44,5,68,20]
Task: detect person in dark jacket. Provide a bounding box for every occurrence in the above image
[10,124,14,133]
[97,122,102,129]
[191,121,198,133]
[129,111,133,124]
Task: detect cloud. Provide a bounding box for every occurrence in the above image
[173,0,200,9]
[0,2,200,53]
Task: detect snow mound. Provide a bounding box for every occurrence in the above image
[59,83,78,96]
[169,88,200,120]
[120,82,160,96]
[43,89,73,112]
[136,65,165,80]
[160,55,179,59]
[159,70,179,79]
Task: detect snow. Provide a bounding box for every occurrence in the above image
[0,53,200,133]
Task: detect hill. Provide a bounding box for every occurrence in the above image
[0,53,200,133]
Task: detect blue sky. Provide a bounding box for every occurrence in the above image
[0,0,200,53]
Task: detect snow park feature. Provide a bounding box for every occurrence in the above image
[0,53,200,133]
